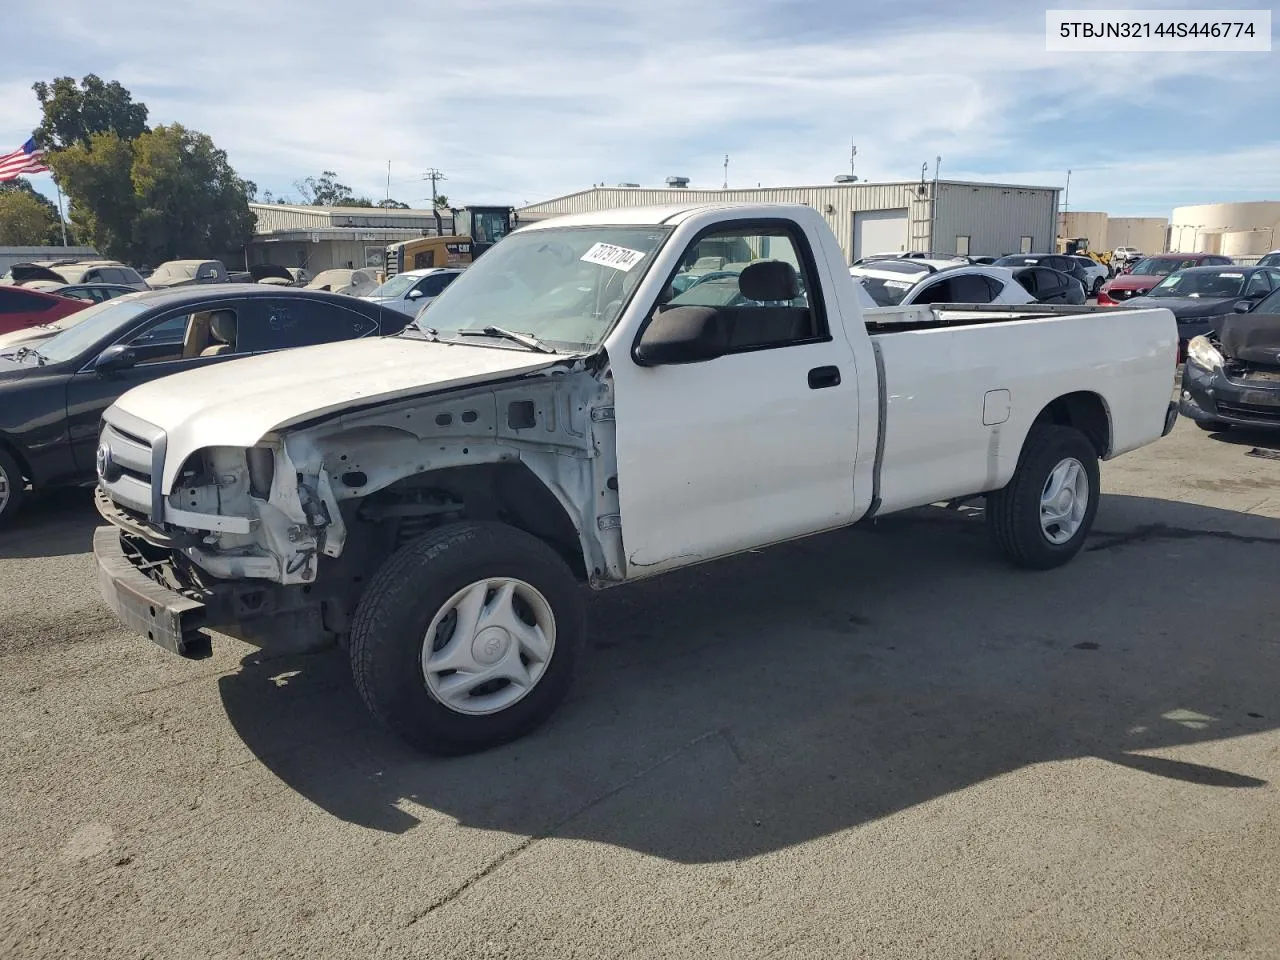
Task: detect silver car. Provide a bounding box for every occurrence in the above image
[361,267,463,318]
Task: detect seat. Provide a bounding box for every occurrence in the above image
[722,261,813,348]
[200,310,237,357]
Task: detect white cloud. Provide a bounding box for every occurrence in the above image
[2,0,1276,216]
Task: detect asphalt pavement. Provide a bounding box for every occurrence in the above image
[1,417,1278,959]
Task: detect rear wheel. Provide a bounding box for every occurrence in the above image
[349,521,585,755]
[0,448,26,529]
[987,425,1100,569]
[1091,277,1104,296]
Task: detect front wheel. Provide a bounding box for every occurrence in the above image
[0,448,26,529]
[349,521,585,755]
[986,425,1100,569]
[1091,277,1104,296]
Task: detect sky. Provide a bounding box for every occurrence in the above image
[1,0,1276,218]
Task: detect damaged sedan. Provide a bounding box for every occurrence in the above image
[1180,289,1280,431]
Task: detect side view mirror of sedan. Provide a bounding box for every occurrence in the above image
[408,289,424,299]
[1233,299,1255,313]
[94,343,139,375]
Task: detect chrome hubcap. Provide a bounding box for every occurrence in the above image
[421,577,556,716]
[0,464,10,514]
[1040,457,1089,545]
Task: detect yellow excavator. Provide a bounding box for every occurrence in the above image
[1057,236,1112,268]
[383,206,516,278]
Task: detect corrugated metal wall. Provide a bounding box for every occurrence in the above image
[933,183,1060,257]
[518,182,1058,263]
[250,204,454,233]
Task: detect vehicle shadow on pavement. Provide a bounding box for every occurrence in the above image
[1201,425,1280,454]
[0,487,99,559]
[217,495,1280,862]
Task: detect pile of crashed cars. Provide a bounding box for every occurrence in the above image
[846,250,1104,308]
[0,255,465,525]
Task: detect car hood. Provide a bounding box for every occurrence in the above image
[108,336,563,492]
[0,325,59,350]
[1127,296,1239,319]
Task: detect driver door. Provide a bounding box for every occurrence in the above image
[608,221,860,577]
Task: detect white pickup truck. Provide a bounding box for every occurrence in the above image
[93,202,1179,754]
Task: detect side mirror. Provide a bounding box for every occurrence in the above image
[408,289,424,299]
[634,305,730,366]
[1234,299,1255,313]
[95,343,138,375]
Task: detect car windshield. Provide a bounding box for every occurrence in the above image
[1131,257,1194,276]
[854,275,918,307]
[1149,270,1248,299]
[1258,253,1280,268]
[28,298,153,364]
[994,256,1040,266]
[368,274,422,299]
[413,226,671,350]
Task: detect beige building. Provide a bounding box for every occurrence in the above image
[518,180,1061,263]
[244,203,457,273]
[1058,211,1109,250]
[1168,201,1280,257]
[1105,218,1168,255]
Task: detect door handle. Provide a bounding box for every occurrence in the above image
[808,366,841,389]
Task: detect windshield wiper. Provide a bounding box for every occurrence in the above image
[1,345,43,364]
[456,326,556,354]
[400,325,439,341]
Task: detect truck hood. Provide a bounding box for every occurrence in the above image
[109,336,562,491]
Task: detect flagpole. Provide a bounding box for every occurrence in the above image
[53,176,68,248]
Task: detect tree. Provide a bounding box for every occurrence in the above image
[129,124,256,264]
[49,124,255,263]
[434,194,449,208]
[377,198,410,209]
[0,180,61,245]
[296,170,354,206]
[32,74,148,151]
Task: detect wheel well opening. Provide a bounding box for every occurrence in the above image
[359,462,588,581]
[1035,392,1110,457]
[0,437,32,482]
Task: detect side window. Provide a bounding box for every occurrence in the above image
[982,276,1005,301]
[1244,272,1272,297]
[417,273,453,297]
[1017,271,1038,296]
[124,312,195,365]
[913,278,955,304]
[1040,268,1064,292]
[239,299,378,352]
[663,226,823,351]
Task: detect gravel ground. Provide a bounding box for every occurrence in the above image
[1,417,1278,959]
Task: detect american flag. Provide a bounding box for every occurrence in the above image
[0,137,50,183]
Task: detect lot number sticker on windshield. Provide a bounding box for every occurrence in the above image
[581,242,647,272]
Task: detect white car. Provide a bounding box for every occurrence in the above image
[1068,255,1110,296]
[849,258,1035,307]
[1112,247,1143,268]
[361,267,463,318]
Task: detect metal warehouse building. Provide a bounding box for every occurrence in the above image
[517,180,1060,263]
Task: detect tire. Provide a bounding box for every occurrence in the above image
[1091,277,1104,296]
[0,447,26,529]
[349,521,586,755]
[1196,419,1229,432]
[986,424,1100,570]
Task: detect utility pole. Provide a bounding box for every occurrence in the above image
[423,168,447,208]
[1064,169,1071,213]
[850,140,857,179]
[723,155,729,190]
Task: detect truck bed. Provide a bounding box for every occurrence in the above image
[863,302,1120,333]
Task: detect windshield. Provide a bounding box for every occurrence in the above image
[1149,270,1248,299]
[1131,257,1194,277]
[1258,253,1280,268]
[994,256,1040,266]
[368,274,421,299]
[854,275,917,307]
[28,298,152,364]
[413,226,670,350]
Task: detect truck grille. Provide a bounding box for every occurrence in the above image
[98,413,166,521]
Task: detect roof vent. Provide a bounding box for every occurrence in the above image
[617,182,640,188]
[665,176,690,189]
[834,174,859,183]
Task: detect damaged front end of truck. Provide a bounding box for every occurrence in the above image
[94,360,625,658]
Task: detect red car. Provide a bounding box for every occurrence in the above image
[1098,253,1233,305]
[0,285,91,335]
